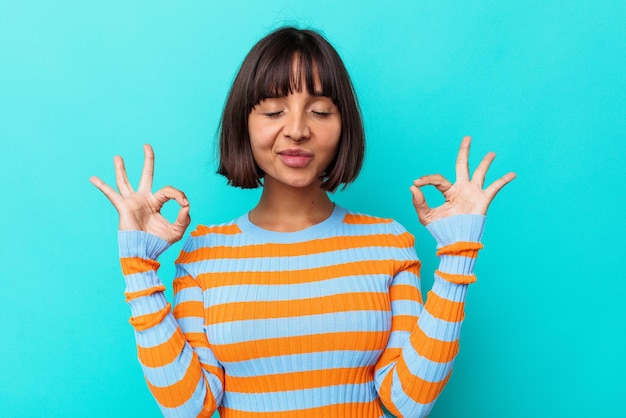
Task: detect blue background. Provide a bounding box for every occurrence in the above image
[1,1,624,416]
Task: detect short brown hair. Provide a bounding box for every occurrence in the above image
[217,26,365,192]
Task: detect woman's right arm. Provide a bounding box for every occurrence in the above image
[119,230,223,417]
[92,145,223,416]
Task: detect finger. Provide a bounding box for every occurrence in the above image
[410,184,431,224]
[138,144,155,193]
[484,172,517,201]
[413,174,453,195]
[173,204,191,230]
[153,186,189,209]
[90,176,123,208]
[455,136,472,183]
[471,151,496,187]
[114,156,134,196]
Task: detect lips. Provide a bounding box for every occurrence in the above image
[277,148,314,168]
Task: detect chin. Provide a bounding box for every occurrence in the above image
[273,175,322,189]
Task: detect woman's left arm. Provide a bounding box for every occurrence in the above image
[374,137,515,417]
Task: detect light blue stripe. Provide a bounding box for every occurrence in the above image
[195,347,221,369]
[127,293,168,318]
[437,254,477,275]
[222,350,383,377]
[207,311,390,345]
[174,287,202,305]
[205,274,390,304]
[386,330,411,349]
[124,271,162,293]
[391,300,422,316]
[181,246,414,274]
[401,337,455,382]
[431,278,468,303]
[390,270,421,286]
[176,316,204,334]
[136,315,178,348]
[417,309,462,342]
[425,214,485,247]
[222,382,377,413]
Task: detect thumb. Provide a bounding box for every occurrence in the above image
[410,185,431,224]
[173,204,191,230]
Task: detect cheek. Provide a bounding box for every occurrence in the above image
[248,128,273,155]
[325,125,342,154]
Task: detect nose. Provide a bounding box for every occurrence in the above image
[282,110,310,142]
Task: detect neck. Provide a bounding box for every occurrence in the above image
[249,179,335,232]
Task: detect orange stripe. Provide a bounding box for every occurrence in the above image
[173,300,205,319]
[183,332,211,349]
[225,366,374,393]
[201,364,224,380]
[129,304,171,332]
[124,285,166,302]
[342,213,393,224]
[395,355,451,404]
[120,257,160,275]
[192,223,242,237]
[219,400,382,418]
[436,241,483,258]
[177,232,413,263]
[206,291,389,322]
[146,352,204,408]
[213,331,387,363]
[410,326,459,363]
[137,327,186,368]
[173,275,199,295]
[198,259,404,288]
[197,408,215,418]
[375,347,401,373]
[392,260,421,282]
[435,270,477,284]
[425,291,465,322]
[390,283,423,303]
[391,315,418,332]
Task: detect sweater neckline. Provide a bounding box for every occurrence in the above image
[236,204,346,243]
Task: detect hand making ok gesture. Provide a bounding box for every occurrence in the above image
[410,136,516,225]
[90,144,191,244]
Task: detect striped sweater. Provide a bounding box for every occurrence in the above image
[119,205,485,418]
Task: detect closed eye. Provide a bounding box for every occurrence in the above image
[264,111,283,118]
[311,111,332,117]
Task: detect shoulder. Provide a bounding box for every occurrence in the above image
[190,220,243,238]
[339,208,414,246]
[175,217,244,264]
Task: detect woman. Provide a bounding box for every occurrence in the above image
[91,27,515,418]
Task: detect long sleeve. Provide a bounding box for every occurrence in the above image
[119,230,224,417]
[374,214,485,418]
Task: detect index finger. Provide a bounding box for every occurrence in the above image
[90,176,123,209]
[484,171,517,201]
[137,144,155,192]
[455,136,472,183]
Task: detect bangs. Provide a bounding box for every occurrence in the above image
[246,37,340,111]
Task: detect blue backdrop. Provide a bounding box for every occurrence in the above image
[1,1,624,416]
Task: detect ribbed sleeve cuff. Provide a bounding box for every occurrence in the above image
[425,215,485,248]
[118,230,171,260]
